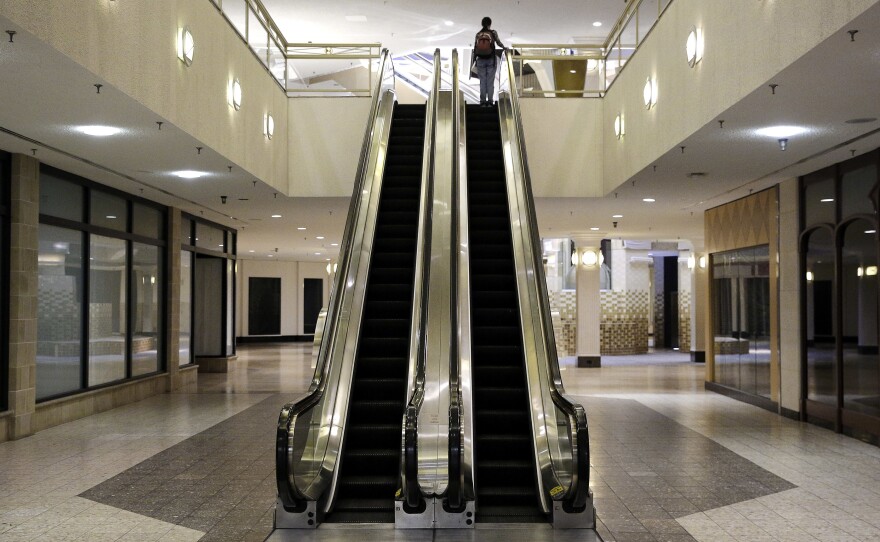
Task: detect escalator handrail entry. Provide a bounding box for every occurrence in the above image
[276,49,396,510]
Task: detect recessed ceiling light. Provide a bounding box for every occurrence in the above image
[172,170,207,179]
[592,21,602,27]
[570,69,577,73]
[76,125,122,137]
[820,198,834,203]
[297,227,306,230]
[331,243,339,246]
[444,20,454,26]
[755,125,807,138]
[105,215,117,219]
[866,229,877,234]
[268,254,274,257]
[316,236,324,240]
[314,252,321,255]
[345,15,367,22]
[612,214,623,218]
[325,258,331,261]
[271,214,282,218]
[590,227,600,231]
[249,250,255,253]
[643,198,656,202]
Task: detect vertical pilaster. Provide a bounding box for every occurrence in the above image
[574,244,601,367]
[8,154,39,440]
[692,249,708,363]
[166,208,181,389]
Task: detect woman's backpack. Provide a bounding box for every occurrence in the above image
[474,30,495,58]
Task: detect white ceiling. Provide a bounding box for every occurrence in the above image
[0,2,879,262]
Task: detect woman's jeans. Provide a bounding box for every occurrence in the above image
[476,56,495,104]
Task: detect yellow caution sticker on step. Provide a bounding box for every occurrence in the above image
[549,485,564,497]
[395,488,402,498]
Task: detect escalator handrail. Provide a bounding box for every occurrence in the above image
[402,49,441,509]
[445,48,464,511]
[276,50,396,509]
[500,49,591,510]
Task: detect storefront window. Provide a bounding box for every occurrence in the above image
[131,243,161,376]
[36,226,84,399]
[88,235,127,386]
[180,250,192,365]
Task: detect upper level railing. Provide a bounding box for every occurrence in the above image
[209,0,674,98]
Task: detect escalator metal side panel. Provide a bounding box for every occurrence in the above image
[320,91,398,515]
[416,89,455,497]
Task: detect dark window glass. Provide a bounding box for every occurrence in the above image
[841,159,877,219]
[133,203,163,239]
[841,220,879,416]
[180,250,192,365]
[88,234,127,386]
[805,228,836,405]
[40,172,83,221]
[181,218,193,246]
[196,222,224,251]
[90,191,127,231]
[803,167,836,228]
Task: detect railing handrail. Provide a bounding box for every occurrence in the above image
[501,49,591,511]
[402,48,442,510]
[276,49,396,509]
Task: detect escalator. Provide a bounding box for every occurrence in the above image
[325,103,426,523]
[465,102,546,523]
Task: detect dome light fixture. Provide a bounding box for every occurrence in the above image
[75,125,122,137]
[230,78,242,110]
[264,114,275,139]
[178,26,195,66]
[643,77,658,109]
[686,26,703,67]
[614,114,624,139]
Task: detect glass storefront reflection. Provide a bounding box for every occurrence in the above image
[805,228,836,405]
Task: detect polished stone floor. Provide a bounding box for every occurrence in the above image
[2,345,880,541]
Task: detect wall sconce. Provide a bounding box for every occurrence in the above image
[264,114,275,139]
[687,254,696,269]
[571,251,578,266]
[178,27,195,66]
[858,266,864,277]
[229,78,242,110]
[806,271,814,282]
[643,77,658,109]
[868,266,878,276]
[698,255,707,269]
[581,250,599,267]
[686,26,704,67]
[614,114,625,139]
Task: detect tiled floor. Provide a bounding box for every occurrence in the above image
[2,345,880,542]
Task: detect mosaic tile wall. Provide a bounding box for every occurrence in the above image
[679,290,692,351]
[600,290,650,355]
[549,290,577,356]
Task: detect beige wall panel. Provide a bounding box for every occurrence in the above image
[778,178,802,412]
[602,0,878,194]
[288,98,371,197]
[520,99,603,197]
[237,259,299,337]
[1,0,289,194]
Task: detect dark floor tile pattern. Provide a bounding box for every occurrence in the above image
[81,395,291,542]
[583,396,796,542]
[80,394,795,542]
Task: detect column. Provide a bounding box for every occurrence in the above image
[8,154,39,440]
[166,208,182,389]
[574,242,601,368]
[691,248,708,363]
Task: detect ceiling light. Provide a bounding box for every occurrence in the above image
[297,227,306,230]
[178,26,194,66]
[314,252,321,255]
[230,78,242,110]
[76,125,122,137]
[105,215,116,219]
[612,214,623,218]
[271,214,282,218]
[444,20,454,26]
[172,170,207,179]
[643,198,656,202]
[316,236,325,240]
[590,227,599,231]
[249,250,255,253]
[331,243,339,246]
[570,69,577,74]
[686,27,703,67]
[755,125,807,138]
[592,21,602,27]
[268,254,274,257]
[866,229,877,234]
[778,138,788,151]
[820,198,834,202]
[806,271,814,282]
[614,114,624,139]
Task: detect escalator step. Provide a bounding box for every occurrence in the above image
[366,268,415,287]
[351,377,406,399]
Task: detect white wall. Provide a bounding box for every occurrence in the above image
[237,259,332,337]
[520,99,603,197]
